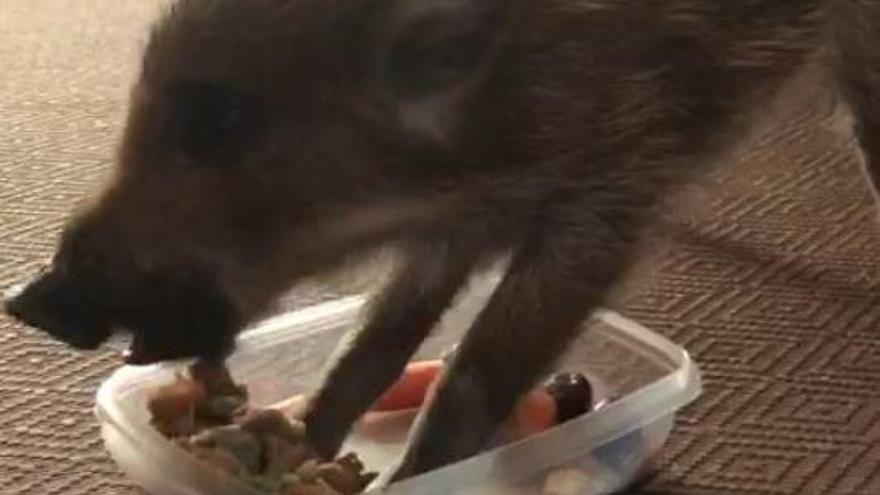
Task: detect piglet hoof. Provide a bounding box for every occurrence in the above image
[303,415,348,462]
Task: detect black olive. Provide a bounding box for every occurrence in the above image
[544,372,593,423]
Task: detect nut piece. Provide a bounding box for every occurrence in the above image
[241,408,307,444]
[192,425,262,473]
[263,435,314,476]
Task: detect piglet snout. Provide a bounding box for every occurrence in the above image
[4,268,113,350]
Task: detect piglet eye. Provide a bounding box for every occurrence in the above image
[168,81,261,159]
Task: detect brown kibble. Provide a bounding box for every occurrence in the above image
[296,459,321,483]
[263,435,315,476]
[245,474,284,492]
[334,453,364,474]
[241,408,307,444]
[196,447,249,477]
[283,479,341,495]
[262,436,284,474]
[150,414,195,438]
[148,364,374,493]
[316,462,364,494]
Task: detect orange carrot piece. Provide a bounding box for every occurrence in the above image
[369,360,565,441]
[510,389,558,439]
[371,360,444,412]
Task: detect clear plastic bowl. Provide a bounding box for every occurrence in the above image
[96,277,701,495]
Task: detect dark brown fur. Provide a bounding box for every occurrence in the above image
[7,0,880,482]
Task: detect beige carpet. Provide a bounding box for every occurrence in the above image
[3,1,880,494]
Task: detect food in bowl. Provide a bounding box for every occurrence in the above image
[149,362,377,494]
[147,360,598,494]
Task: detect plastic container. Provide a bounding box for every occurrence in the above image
[96,275,701,495]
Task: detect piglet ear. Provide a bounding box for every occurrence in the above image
[371,0,517,142]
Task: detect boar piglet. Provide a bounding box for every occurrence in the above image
[7,0,880,482]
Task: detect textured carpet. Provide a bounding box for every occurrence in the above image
[3,1,880,494]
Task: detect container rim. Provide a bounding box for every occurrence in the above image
[96,296,701,494]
